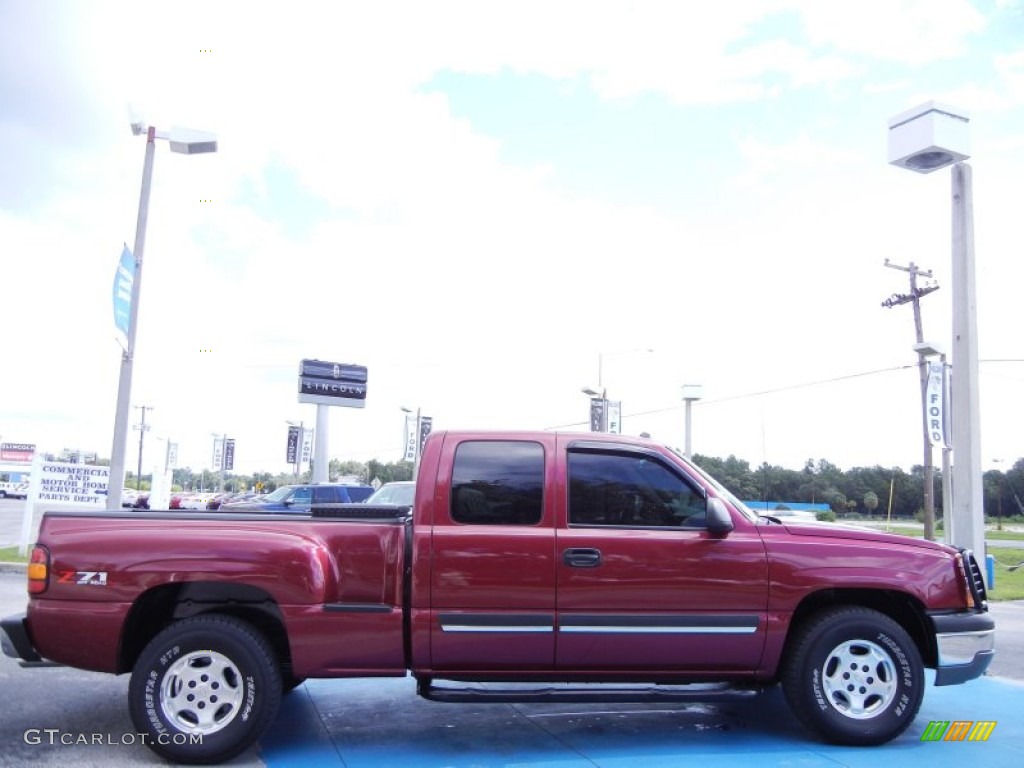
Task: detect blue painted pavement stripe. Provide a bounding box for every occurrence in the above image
[261,673,1024,767]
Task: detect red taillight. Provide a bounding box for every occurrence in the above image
[27,545,49,594]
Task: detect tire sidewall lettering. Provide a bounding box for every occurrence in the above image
[810,668,829,712]
[875,631,915,692]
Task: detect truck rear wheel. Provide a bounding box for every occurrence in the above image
[128,614,282,764]
[782,606,923,746]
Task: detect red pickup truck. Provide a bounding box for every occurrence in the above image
[2,430,994,764]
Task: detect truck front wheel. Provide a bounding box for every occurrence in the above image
[781,606,924,746]
[128,614,282,764]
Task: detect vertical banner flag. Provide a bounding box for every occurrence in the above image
[403,414,417,462]
[607,401,622,434]
[301,429,314,464]
[166,442,178,470]
[286,426,300,464]
[113,245,134,347]
[590,398,605,432]
[224,439,235,471]
[419,416,433,456]
[925,362,949,448]
[212,437,224,470]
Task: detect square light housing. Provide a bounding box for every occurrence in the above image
[888,101,969,174]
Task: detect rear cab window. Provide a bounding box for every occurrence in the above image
[450,441,544,525]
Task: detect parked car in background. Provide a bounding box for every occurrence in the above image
[179,491,220,510]
[364,481,415,506]
[0,481,30,499]
[219,483,374,513]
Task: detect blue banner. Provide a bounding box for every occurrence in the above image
[113,245,134,346]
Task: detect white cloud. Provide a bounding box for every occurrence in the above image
[796,0,987,65]
[2,0,1022,478]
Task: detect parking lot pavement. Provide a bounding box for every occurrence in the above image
[255,673,1024,768]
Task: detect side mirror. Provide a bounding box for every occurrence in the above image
[706,498,735,535]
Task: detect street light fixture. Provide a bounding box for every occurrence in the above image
[107,123,217,511]
[888,102,985,566]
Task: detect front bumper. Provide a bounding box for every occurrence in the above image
[1,613,43,664]
[930,610,995,686]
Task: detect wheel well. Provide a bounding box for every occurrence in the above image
[118,582,294,677]
[785,589,936,669]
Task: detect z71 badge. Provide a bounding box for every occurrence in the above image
[58,571,108,586]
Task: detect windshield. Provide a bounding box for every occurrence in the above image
[262,486,294,503]
[668,448,758,523]
[367,483,415,505]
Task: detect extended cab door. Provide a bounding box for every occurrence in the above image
[426,436,558,670]
[554,437,769,672]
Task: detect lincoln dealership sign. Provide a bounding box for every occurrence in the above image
[1,443,36,462]
[298,359,368,408]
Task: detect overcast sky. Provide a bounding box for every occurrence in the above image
[1,0,1022,478]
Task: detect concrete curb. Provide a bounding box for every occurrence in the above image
[0,562,26,574]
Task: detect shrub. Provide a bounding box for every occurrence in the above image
[817,510,837,523]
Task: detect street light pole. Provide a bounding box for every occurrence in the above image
[681,385,703,459]
[107,129,156,510]
[950,163,985,560]
[888,102,984,568]
[107,124,216,511]
[584,348,652,434]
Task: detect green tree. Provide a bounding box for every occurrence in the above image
[864,491,879,516]
[330,459,368,483]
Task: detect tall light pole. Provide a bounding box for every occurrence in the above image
[107,123,217,510]
[681,384,703,458]
[583,348,653,434]
[888,101,985,566]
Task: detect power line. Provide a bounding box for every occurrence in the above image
[545,364,917,430]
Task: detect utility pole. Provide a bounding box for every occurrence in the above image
[133,405,154,491]
[882,259,940,540]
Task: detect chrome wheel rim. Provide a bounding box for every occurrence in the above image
[160,650,245,734]
[820,639,898,719]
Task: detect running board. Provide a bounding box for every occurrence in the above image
[418,680,763,704]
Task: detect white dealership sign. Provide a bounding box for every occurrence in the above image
[34,460,110,504]
[20,459,111,555]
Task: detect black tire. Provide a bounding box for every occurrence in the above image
[128,614,282,765]
[781,606,924,746]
